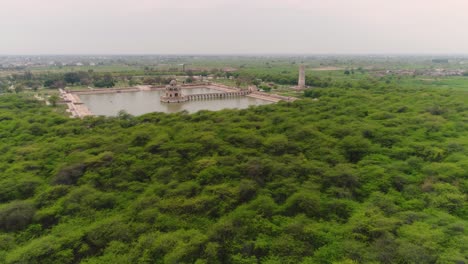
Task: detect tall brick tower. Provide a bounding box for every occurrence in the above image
[298,65,306,88]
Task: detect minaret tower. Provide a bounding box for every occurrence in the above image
[298,65,306,89]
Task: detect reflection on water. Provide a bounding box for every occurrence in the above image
[78,88,272,116]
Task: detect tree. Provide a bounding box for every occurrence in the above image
[0,201,35,231]
[339,136,372,163]
[0,80,8,93]
[0,82,466,263]
[252,79,261,86]
[93,73,115,88]
[64,72,81,84]
[52,80,66,89]
[304,89,322,98]
[14,84,24,93]
[48,94,60,107]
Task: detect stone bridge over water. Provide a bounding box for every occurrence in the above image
[186,90,251,101]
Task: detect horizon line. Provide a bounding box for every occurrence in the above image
[2,53,468,57]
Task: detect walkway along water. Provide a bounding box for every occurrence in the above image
[59,89,93,118]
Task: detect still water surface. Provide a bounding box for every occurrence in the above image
[79,88,271,116]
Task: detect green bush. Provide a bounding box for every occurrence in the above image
[0,84,466,263]
[0,201,35,231]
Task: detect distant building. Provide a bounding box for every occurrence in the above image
[160,80,187,103]
[222,67,237,72]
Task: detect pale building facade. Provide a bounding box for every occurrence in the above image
[160,80,188,103]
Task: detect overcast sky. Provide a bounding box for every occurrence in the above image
[1,0,467,55]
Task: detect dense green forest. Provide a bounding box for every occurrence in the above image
[0,85,466,263]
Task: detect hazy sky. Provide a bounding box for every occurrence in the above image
[1,0,468,55]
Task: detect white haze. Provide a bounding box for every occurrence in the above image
[1,0,467,55]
